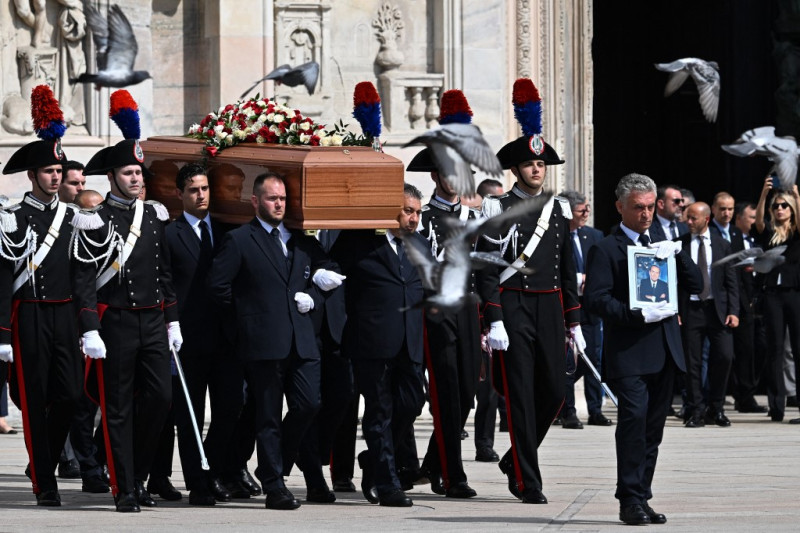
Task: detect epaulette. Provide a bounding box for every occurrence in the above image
[145,200,169,221]
[70,205,105,231]
[481,195,505,219]
[554,195,572,220]
[0,197,20,233]
[421,204,431,212]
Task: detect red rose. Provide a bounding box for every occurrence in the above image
[310,135,320,146]
[205,146,218,157]
[266,131,278,143]
[206,129,214,137]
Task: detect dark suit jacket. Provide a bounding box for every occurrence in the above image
[678,231,739,325]
[709,222,753,315]
[649,217,689,242]
[330,230,424,363]
[208,218,328,362]
[575,225,604,325]
[584,227,703,379]
[310,230,346,344]
[638,278,670,303]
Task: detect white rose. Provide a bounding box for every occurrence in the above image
[188,124,200,134]
[258,114,268,123]
[299,122,311,131]
[289,123,298,132]
[270,125,280,133]
[273,114,285,123]
[225,135,235,145]
[299,133,310,144]
[331,134,343,146]
[256,135,265,143]
[234,129,247,140]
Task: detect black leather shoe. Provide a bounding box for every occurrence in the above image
[224,479,252,499]
[551,417,562,426]
[705,410,731,427]
[82,475,110,493]
[446,481,477,498]
[379,488,413,507]
[684,413,705,428]
[209,478,232,502]
[396,466,422,490]
[332,478,356,492]
[676,405,690,421]
[238,468,262,496]
[36,489,62,507]
[498,456,521,499]
[265,488,301,510]
[642,503,667,524]
[789,417,800,424]
[475,447,500,462]
[521,487,548,504]
[769,409,784,422]
[735,399,767,413]
[561,412,584,429]
[787,395,798,408]
[306,485,336,503]
[115,491,141,513]
[619,504,651,525]
[189,486,216,506]
[587,412,614,426]
[147,476,182,501]
[460,429,468,440]
[134,480,157,507]
[429,475,445,495]
[58,458,80,479]
[358,450,379,504]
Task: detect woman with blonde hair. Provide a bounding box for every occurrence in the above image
[753,176,800,422]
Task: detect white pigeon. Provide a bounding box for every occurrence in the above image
[240,61,320,99]
[710,245,787,274]
[722,127,799,189]
[403,123,503,198]
[655,58,720,122]
[399,194,551,312]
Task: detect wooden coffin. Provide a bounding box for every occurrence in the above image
[140,136,404,229]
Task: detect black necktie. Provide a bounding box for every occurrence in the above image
[639,233,650,246]
[669,221,678,239]
[198,220,213,260]
[395,238,405,262]
[571,231,584,273]
[697,235,711,300]
[270,227,285,256]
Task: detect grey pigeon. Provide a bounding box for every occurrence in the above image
[711,245,787,274]
[70,3,151,88]
[722,126,799,189]
[403,123,503,198]
[399,194,551,312]
[240,61,320,99]
[655,58,720,122]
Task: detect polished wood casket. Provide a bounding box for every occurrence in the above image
[140,136,404,229]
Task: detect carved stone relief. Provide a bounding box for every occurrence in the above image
[373,2,404,72]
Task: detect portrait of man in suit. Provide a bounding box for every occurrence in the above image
[637,263,670,303]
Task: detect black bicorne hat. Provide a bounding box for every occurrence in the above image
[2,140,67,174]
[496,136,564,169]
[406,148,437,172]
[84,139,153,178]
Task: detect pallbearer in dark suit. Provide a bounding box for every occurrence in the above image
[679,202,739,428]
[585,173,702,525]
[0,86,81,506]
[163,163,246,506]
[209,172,329,511]
[652,185,689,241]
[330,184,427,508]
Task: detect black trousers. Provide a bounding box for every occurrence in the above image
[149,400,175,480]
[96,307,171,495]
[762,288,800,415]
[330,397,359,483]
[352,350,424,496]
[609,357,675,506]
[172,348,245,490]
[70,388,106,480]
[421,301,481,488]
[563,320,604,415]
[682,300,734,413]
[731,305,758,403]
[497,290,565,493]
[234,385,257,473]
[473,348,498,450]
[245,352,320,492]
[10,301,82,494]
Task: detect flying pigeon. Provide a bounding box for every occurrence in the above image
[240,61,320,99]
[403,123,503,198]
[710,245,787,274]
[654,58,720,122]
[722,126,799,189]
[70,4,151,89]
[399,194,551,312]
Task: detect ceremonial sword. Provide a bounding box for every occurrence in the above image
[570,340,618,408]
[171,347,210,471]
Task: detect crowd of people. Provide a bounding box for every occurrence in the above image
[1,83,797,527]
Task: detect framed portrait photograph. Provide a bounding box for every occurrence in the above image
[627,246,678,313]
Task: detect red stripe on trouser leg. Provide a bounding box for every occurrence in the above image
[95,359,120,497]
[422,317,450,488]
[10,300,38,494]
[498,349,524,493]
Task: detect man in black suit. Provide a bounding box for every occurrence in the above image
[638,264,670,303]
[651,185,689,241]
[163,163,246,505]
[585,173,702,525]
[209,172,329,510]
[558,190,611,429]
[330,183,427,508]
[679,202,739,427]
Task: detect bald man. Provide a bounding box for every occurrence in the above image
[678,202,739,428]
[74,190,104,210]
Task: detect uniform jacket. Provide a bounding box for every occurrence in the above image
[419,197,479,295]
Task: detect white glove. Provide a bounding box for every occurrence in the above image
[167,321,183,352]
[487,321,510,351]
[641,301,677,324]
[648,240,682,259]
[312,269,346,291]
[569,325,587,353]
[0,344,13,363]
[81,330,107,360]
[295,292,315,313]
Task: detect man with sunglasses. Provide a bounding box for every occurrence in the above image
[652,185,689,241]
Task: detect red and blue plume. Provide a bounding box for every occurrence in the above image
[438,89,473,125]
[512,78,542,137]
[30,85,66,141]
[352,82,382,138]
[109,89,141,140]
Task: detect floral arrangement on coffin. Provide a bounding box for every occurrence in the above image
[187,96,343,156]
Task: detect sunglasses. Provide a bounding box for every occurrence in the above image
[573,205,591,215]
[772,202,791,210]
[671,198,685,205]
